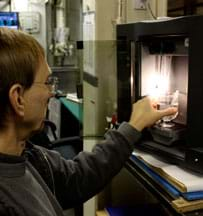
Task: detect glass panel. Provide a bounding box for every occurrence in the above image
[140,36,188,126]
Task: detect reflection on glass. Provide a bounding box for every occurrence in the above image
[158,90,179,127]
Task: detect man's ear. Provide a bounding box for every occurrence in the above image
[9,84,25,117]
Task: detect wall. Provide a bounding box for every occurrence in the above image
[168,0,203,16]
[11,0,47,53]
[0,1,10,11]
[126,0,167,22]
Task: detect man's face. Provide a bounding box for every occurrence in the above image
[23,58,53,134]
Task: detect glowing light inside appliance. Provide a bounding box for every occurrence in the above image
[147,71,170,100]
[146,55,171,101]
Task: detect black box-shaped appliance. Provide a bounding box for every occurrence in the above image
[117,15,203,173]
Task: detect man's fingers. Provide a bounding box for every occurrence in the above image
[159,107,178,117]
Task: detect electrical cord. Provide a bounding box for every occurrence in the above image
[144,1,157,20]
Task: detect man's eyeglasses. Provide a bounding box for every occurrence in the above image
[33,76,59,94]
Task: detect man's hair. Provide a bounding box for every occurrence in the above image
[0,28,45,128]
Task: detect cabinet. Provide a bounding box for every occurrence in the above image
[168,0,203,16]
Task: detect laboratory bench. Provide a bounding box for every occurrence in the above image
[93,151,203,216]
[59,97,83,125]
[60,97,83,138]
[48,96,83,139]
[124,156,203,216]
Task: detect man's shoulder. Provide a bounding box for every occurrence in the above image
[24,142,55,193]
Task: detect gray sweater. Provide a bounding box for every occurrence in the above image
[0,122,141,216]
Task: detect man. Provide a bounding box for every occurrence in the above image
[0,28,176,215]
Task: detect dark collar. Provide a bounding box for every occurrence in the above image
[0,152,26,177]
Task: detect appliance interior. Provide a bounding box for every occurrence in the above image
[140,36,188,146]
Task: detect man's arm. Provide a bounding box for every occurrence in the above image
[44,122,141,209]
[39,97,177,209]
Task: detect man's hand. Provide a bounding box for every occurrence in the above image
[129,97,177,131]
